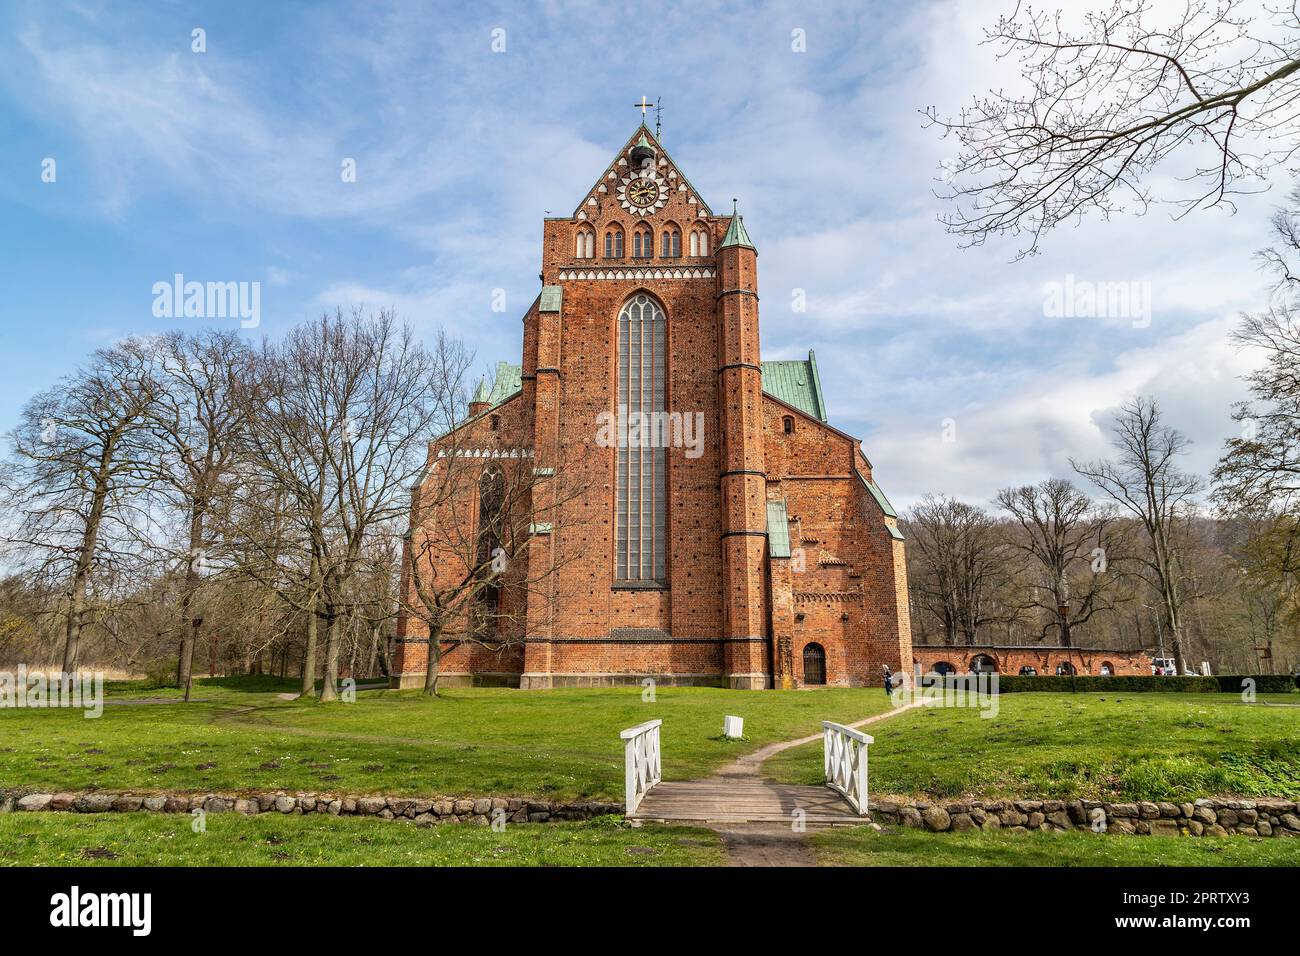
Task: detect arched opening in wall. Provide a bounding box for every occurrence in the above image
[970,654,998,673]
[782,415,794,434]
[1099,661,1114,676]
[931,660,955,676]
[475,466,505,633]
[604,224,624,258]
[661,222,681,258]
[802,643,826,685]
[632,223,653,259]
[575,225,595,259]
[1056,661,1077,676]
[690,224,709,256]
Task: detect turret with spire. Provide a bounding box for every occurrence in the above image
[715,198,768,688]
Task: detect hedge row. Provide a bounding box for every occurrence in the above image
[1213,674,1300,694]
[990,675,1222,694]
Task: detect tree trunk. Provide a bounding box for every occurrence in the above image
[179,501,205,701]
[301,607,318,695]
[319,605,340,701]
[423,621,443,697]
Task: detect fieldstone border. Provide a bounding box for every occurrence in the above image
[0,789,620,826]
[869,796,1300,837]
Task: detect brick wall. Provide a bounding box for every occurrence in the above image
[912,645,1153,676]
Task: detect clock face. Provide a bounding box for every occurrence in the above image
[618,170,668,213]
[626,178,660,207]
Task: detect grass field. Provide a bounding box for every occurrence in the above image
[764,692,1300,801]
[811,824,1300,866]
[0,811,724,866]
[0,677,895,801]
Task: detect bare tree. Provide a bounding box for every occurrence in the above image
[234,308,443,700]
[929,1,1300,255]
[1074,396,1203,672]
[3,340,161,672]
[146,329,251,700]
[906,494,1013,644]
[995,478,1130,645]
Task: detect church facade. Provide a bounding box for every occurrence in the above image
[390,124,912,690]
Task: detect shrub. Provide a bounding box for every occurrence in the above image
[991,675,1220,694]
[1213,675,1299,694]
[141,657,180,689]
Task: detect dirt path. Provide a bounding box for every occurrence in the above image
[705,700,923,866]
[712,823,820,866]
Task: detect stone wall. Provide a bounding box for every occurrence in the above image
[1,789,620,826]
[870,796,1300,837]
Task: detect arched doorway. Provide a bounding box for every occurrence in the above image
[970,654,998,674]
[1099,661,1114,676]
[1056,661,1077,676]
[802,643,826,685]
[932,660,956,676]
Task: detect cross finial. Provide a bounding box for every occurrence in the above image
[634,95,652,118]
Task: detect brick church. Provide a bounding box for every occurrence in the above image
[391,122,913,690]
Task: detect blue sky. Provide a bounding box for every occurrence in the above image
[0,0,1284,505]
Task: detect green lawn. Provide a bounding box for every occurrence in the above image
[811,824,1300,866]
[0,677,894,801]
[765,692,1300,802]
[0,811,724,866]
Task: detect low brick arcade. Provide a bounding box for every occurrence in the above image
[6,789,1297,837]
[911,645,1153,676]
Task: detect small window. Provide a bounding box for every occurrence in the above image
[632,224,653,259]
[782,416,794,434]
[605,226,624,258]
[661,225,681,257]
[490,415,500,432]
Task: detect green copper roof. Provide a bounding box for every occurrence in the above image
[486,362,522,406]
[859,472,899,519]
[720,201,755,250]
[761,350,827,421]
[539,285,563,312]
[766,500,791,558]
[471,377,490,404]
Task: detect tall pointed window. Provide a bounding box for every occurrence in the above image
[616,294,666,582]
[476,466,505,629]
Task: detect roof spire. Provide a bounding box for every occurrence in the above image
[720,198,755,250]
[471,376,489,404]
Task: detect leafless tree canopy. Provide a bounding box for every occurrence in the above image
[929,0,1300,255]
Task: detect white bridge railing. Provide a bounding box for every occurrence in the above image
[823,721,873,816]
[620,719,662,814]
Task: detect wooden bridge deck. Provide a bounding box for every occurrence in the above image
[628,778,866,825]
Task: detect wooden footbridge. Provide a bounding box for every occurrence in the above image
[621,703,921,826]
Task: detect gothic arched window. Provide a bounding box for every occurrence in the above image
[661,224,681,257]
[476,466,506,627]
[632,223,653,259]
[576,225,595,258]
[615,294,666,582]
[690,225,709,256]
[605,225,624,258]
